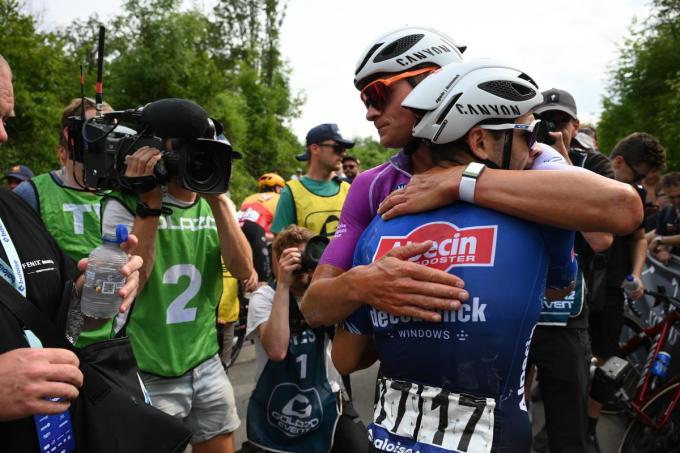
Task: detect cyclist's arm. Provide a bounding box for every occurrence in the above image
[302,242,465,327]
[582,232,614,253]
[379,167,643,235]
[542,227,578,301]
[332,326,377,375]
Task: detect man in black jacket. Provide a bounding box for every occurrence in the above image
[0,54,142,452]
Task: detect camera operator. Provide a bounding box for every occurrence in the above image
[101,120,254,452]
[649,172,680,264]
[14,98,119,347]
[0,55,142,452]
[244,225,368,453]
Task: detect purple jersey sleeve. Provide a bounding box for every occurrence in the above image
[320,162,393,270]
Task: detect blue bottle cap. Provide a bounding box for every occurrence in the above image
[115,224,129,244]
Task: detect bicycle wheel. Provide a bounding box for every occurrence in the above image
[618,382,680,453]
[602,313,652,415]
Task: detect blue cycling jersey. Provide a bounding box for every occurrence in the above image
[344,203,576,453]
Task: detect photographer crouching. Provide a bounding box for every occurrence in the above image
[244,225,368,453]
[99,99,255,453]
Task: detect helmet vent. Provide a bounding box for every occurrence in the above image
[355,43,383,76]
[478,81,536,101]
[373,34,424,63]
[517,72,538,89]
[435,92,462,125]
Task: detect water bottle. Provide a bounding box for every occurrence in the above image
[80,224,129,319]
[621,274,640,299]
[651,351,672,379]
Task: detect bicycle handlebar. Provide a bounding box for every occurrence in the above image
[643,289,680,310]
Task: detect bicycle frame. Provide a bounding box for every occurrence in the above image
[620,295,680,429]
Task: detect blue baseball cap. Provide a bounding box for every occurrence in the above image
[5,164,34,181]
[297,123,355,161]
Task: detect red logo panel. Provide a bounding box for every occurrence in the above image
[373,222,497,271]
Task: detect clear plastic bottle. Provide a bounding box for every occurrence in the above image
[80,224,129,318]
[621,274,640,299]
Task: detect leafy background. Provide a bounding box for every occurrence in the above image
[1,0,679,203]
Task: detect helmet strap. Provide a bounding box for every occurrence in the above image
[500,130,513,170]
[404,138,421,155]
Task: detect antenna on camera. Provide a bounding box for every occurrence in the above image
[95,25,105,118]
[79,64,85,120]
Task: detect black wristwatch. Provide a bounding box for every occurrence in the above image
[136,202,165,218]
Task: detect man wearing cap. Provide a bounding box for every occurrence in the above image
[271,123,353,238]
[341,156,361,183]
[526,88,617,453]
[4,164,33,189]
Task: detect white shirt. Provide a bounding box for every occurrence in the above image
[246,285,343,392]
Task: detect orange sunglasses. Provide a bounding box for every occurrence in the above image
[360,66,438,111]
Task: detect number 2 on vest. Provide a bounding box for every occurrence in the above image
[164,264,202,324]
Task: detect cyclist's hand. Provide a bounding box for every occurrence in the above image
[378,166,464,220]
[353,241,468,322]
[277,247,302,287]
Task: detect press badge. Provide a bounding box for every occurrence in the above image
[25,330,76,453]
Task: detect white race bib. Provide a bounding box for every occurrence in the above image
[372,377,495,453]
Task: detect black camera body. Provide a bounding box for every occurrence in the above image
[295,236,330,275]
[66,98,235,194]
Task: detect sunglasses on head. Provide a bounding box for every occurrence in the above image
[479,119,548,149]
[360,66,438,111]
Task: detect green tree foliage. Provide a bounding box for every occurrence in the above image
[1,0,301,203]
[0,0,73,173]
[599,0,680,167]
[350,137,394,171]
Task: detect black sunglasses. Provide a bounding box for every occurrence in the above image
[622,156,646,182]
[317,143,346,154]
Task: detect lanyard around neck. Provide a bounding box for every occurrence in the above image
[0,216,26,297]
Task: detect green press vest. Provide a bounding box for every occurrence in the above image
[104,193,223,376]
[31,172,103,262]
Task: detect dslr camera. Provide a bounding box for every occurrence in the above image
[294,236,330,275]
[66,98,237,194]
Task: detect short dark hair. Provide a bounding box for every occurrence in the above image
[342,155,359,164]
[59,98,112,146]
[661,172,680,189]
[610,132,666,170]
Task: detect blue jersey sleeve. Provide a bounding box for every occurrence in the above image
[343,305,373,335]
[541,227,577,290]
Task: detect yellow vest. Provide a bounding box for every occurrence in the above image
[287,178,350,237]
[218,197,240,324]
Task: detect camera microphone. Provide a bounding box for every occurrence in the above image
[141,98,209,139]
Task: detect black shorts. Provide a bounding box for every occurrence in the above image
[588,288,625,359]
